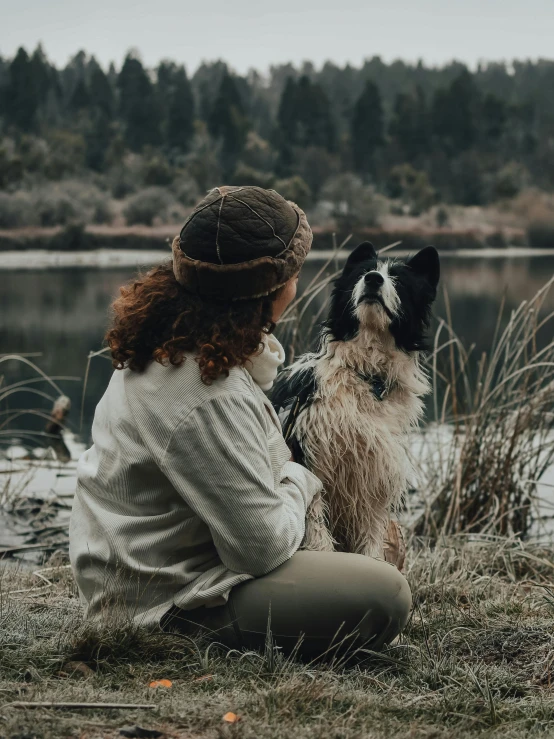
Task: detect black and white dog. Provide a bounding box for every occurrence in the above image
[272,242,440,557]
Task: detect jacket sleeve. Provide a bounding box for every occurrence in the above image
[160,392,322,577]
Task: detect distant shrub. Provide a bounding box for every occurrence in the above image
[43,130,87,179]
[297,146,340,199]
[173,173,201,207]
[0,144,24,188]
[241,131,275,172]
[306,199,335,229]
[142,154,174,186]
[274,176,312,208]
[33,190,82,226]
[92,199,113,225]
[0,192,35,228]
[123,187,176,226]
[184,132,223,191]
[492,162,529,200]
[108,154,145,198]
[435,206,450,228]
[510,230,527,247]
[64,181,113,225]
[51,222,91,250]
[18,135,49,174]
[233,162,274,190]
[110,172,137,199]
[527,217,554,249]
[387,164,435,215]
[166,201,188,225]
[484,230,508,248]
[321,173,383,229]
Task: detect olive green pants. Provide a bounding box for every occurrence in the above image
[160,551,412,660]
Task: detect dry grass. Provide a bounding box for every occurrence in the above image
[0,537,553,738]
[0,353,79,457]
[415,277,554,538]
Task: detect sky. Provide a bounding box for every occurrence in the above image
[2,0,554,74]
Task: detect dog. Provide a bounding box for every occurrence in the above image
[272,242,440,558]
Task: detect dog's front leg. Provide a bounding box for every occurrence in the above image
[302,491,335,551]
[355,509,389,560]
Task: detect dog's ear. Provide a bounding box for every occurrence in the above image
[342,241,378,275]
[408,246,440,289]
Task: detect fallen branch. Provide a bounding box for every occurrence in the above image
[0,543,60,556]
[7,701,157,710]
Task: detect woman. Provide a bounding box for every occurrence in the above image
[69,185,411,660]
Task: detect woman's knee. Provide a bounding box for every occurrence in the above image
[339,559,412,644]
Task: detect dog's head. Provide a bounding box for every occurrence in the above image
[327,242,440,352]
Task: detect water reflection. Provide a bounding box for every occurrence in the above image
[1,254,553,447]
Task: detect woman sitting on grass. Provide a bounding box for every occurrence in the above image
[69,185,411,660]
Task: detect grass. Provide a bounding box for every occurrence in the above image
[1,536,553,738]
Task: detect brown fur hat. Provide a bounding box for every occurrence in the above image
[172,185,313,300]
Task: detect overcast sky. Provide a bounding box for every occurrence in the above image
[2,0,553,74]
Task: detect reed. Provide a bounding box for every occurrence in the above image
[414,276,554,538]
[0,354,80,452]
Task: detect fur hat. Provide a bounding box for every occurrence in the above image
[172,185,313,300]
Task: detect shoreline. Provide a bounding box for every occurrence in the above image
[1,246,554,270]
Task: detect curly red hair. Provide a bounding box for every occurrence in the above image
[106,261,277,384]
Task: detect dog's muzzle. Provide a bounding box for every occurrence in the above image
[361,271,384,304]
[360,271,394,318]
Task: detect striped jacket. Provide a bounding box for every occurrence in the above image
[69,354,322,626]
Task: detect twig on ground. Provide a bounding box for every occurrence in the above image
[6,701,157,710]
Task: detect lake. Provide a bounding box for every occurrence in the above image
[1,250,554,447]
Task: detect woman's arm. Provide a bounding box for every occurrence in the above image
[160,392,321,577]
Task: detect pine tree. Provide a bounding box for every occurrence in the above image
[480,93,507,140]
[70,77,90,111]
[208,71,249,177]
[351,79,384,175]
[432,69,477,153]
[89,65,114,118]
[389,85,430,162]
[30,45,53,107]
[166,66,195,152]
[274,76,297,174]
[297,76,336,152]
[4,47,39,131]
[277,76,298,142]
[84,66,115,171]
[118,54,161,151]
[276,75,336,154]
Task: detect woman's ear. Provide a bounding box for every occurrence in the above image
[342,241,378,275]
[408,246,440,288]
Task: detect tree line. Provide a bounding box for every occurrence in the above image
[1,46,553,214]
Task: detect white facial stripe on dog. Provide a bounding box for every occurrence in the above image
[377,261,401,316]
[351,261,401,318]
[351,274,366,311]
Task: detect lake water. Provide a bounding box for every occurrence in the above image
[1,251,554,447]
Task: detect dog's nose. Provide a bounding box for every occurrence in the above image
[364,271,384,288]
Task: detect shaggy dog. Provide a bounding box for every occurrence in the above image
[272,242,440,557]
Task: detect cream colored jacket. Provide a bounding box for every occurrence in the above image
[69,339,322,626]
